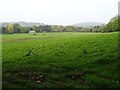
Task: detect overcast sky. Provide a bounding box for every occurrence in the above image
[0,0,119,25]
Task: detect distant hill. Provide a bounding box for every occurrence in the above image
[0,22,45,27]
[0,22,105,28]
[73,22,104,27]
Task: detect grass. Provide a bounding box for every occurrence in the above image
[0,34,2,90]
[2,32,119,88]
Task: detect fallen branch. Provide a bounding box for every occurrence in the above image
[26,51,31,56]
[25,50,38,56]
[31,51,38,56]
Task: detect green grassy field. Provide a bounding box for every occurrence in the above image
[2,32,119,88]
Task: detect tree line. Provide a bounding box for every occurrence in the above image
[1,16,120,34]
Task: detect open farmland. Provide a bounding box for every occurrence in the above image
[2,32,119,88]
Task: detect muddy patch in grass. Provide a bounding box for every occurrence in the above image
[17,72,47,83]
[65,72,85,80]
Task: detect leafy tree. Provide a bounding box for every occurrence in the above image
[2,26,7,34]
[13,23,21,33]
[104,16,120,32]
[7,24,14,34]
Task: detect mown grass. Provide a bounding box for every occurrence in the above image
[2,32,119,88]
